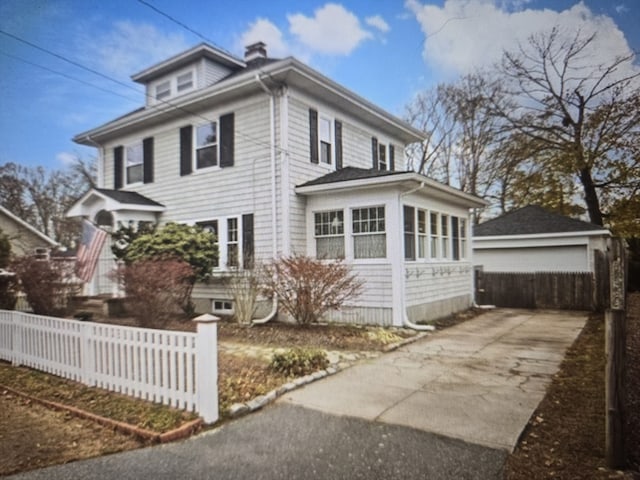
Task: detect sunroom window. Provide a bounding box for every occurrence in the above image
[314,210,344,259]
[417,209,427,258]
[352,206,386,259]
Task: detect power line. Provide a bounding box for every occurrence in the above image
[0,29,283,154]
[0,50,141,104]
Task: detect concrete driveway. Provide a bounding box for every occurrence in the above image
[282,308,587,451]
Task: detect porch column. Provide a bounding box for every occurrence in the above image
[388,195,405,327]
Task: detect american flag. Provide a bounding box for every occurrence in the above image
[76,219,108,283]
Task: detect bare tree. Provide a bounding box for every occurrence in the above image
[496,27,640,226]
[0,156,96,247]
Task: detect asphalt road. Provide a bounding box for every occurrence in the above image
[8,404,506,480]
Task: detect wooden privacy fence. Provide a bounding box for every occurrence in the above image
[475,271,594,310]
[0,310,219,423]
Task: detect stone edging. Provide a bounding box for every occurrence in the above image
[227,330,431,418]
[0,384,202,443]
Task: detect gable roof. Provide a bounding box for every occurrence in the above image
[473,205,609,237]
[296,167,487,208]
[0,205,58,247]
[67,188,165,218]
[93,188,164,207]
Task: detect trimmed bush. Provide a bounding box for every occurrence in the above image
[270,347,329,377]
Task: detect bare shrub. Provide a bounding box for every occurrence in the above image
[262,255,363,325]
[11,256,80,316]
[225,267,260,324]
[118,259,194,328]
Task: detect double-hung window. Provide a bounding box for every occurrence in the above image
[430,212,439,259]
[155,81,171,101]
[459,218,467,259]
[441,214,450,259]
[404,206,416,260]
[314,210,344,259]
[417,209,428,259]
[352,206,386,259]
[125,142,143,184]
[227,218,239,267]
[196,122,218,169]
[319,117,332,164]
[176,71,194,93]
[378,143,388,170]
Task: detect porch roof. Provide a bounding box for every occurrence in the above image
[67,188,165,218]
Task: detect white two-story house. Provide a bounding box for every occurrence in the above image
[68,42,486,327]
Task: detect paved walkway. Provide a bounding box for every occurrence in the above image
[8,309,587,479]
[281,308,587,451]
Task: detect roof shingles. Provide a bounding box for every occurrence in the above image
[473,205,607,236]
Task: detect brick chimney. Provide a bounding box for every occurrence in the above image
[244,42,267,62]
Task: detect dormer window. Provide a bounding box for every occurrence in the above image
[177,71,194,93]
[196,122,218,169]
[155,81,171,101]
[151,69,196,104]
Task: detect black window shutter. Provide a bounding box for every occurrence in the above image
[180,125,193,176]
[309,108,319,164]
[372,137,379,170]
[335,120,343,169]
[143,136,154,183]
[389,144,395,171]
[220,112,234,168]
[242,213,254,269]
[114,146,123,190]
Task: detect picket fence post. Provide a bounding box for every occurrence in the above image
[11,311,22,367]
[80,322,95,386]
[193,313,220,424]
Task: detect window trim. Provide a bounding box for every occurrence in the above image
[125,141,143,185]
[351,205,386,260]
[314,209,345,259]
[196,215,245,271]
[194,121,219,170]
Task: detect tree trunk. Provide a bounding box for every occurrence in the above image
[578,167,603,226]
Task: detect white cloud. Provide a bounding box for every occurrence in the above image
[80,21,190,79]
[406,0,637,78]
[615,4,629,14]
[237,18,289,58]
[56,152,77,166]
[366,15,391,33]
[288,3,373,55]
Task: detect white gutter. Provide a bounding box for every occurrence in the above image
[252,73,278,325]
[399,182,435,332]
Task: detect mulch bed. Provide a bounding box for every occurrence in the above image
[504,294,640,480]
[625,293,640,473]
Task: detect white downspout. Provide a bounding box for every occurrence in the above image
[399,182,435,331]
[252,73,278,324]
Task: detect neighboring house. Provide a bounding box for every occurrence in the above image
[67,42,486,327]
[0,205,58,259]
[473,205,610,274]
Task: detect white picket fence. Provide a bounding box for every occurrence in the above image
[0,310,219,423]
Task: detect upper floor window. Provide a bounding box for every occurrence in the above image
[319,117,332,164]
[196,122,218,169]
[352,206,386,259]
[379,143,388,170]
[314,210,344,259]
[176,71,194,93]
[155,81,171,101]
[126,142,143,184]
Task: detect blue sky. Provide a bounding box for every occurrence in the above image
[0,0,638,172]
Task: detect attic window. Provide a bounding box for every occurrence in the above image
[156,81,171,101]
[177,71,194,93]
